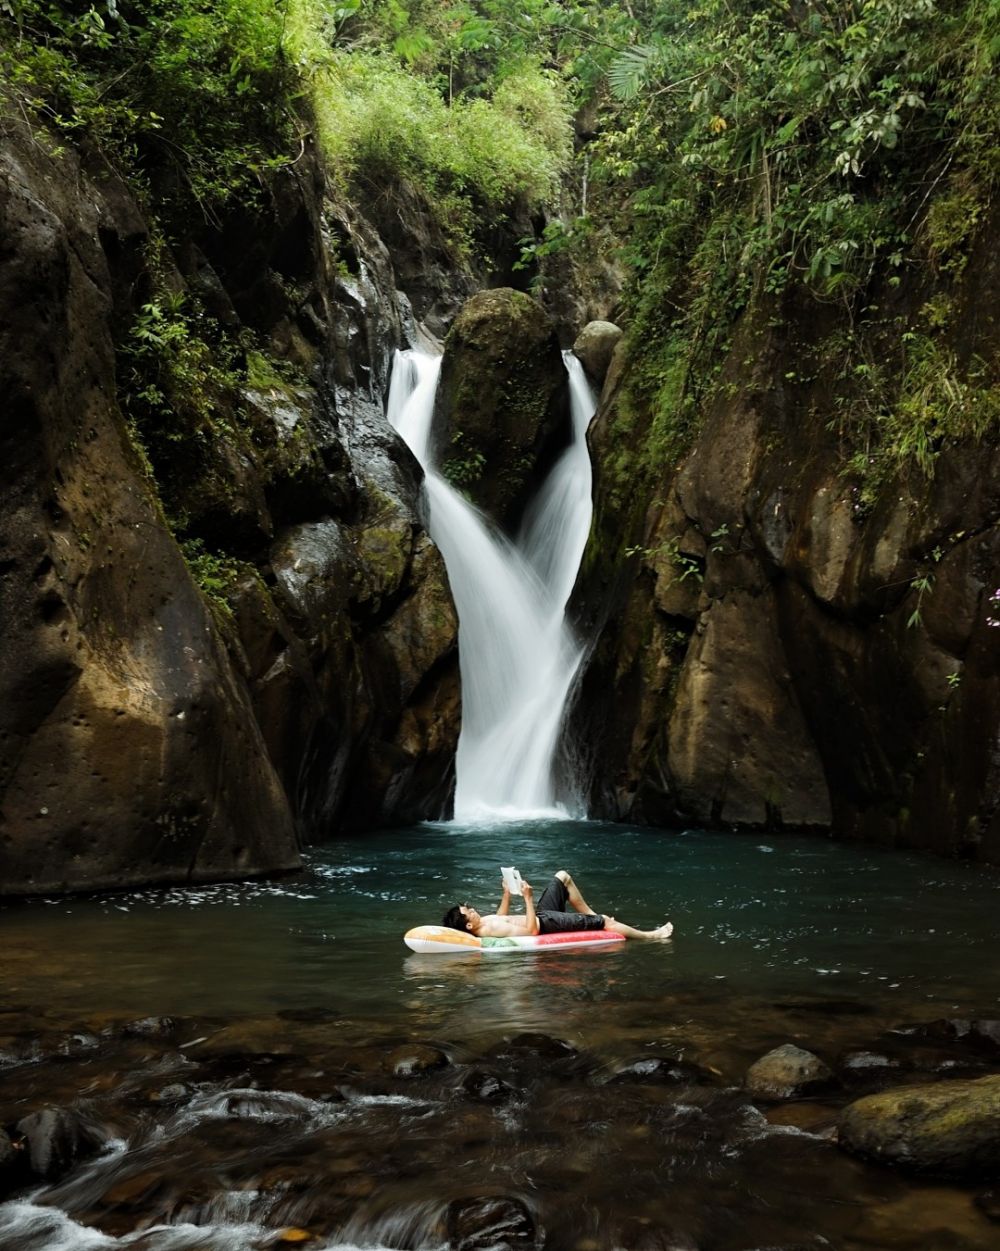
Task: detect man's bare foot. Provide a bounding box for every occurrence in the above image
[652,922,674,940]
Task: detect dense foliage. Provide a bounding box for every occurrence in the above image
[2,0,998,505]
[592,0,1000,496]
[0,0,580,241]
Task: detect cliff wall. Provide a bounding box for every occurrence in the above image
[579,209,1000,861]
[0,105,465,893]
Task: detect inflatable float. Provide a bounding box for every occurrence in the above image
[404,925,626,954]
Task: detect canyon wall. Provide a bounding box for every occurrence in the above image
[0,108,466,893]
[578,212,1000,862]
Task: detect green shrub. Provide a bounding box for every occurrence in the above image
[304,49,571,244]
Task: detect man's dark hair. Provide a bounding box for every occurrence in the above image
[442,905,471,933]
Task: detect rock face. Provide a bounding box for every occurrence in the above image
[838,1076,1000,1178]
[579,207,1000,860]
[432,289,570,531]
[0,106,461,892]
[0,115,299,892]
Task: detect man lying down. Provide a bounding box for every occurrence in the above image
[442,870,674,942]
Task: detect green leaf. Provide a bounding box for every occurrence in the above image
[606,45,661,102]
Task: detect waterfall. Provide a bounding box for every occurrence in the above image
[386,348,597,822]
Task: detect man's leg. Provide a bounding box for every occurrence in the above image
[603,917,674,941]
[554,870,597,916]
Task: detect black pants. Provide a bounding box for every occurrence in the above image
[534,876,606,934]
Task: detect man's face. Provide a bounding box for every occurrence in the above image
[459,904,480,931]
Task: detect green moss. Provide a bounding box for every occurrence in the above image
[838,334,1000,499]
[924,180,985,276]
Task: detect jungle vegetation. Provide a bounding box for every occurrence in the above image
[2,0,999,499]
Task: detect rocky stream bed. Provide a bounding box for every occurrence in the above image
[3,995,1000,1251]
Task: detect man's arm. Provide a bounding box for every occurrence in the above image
[497,881,511,916]
[522,881,539,934]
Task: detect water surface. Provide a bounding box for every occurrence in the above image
[5,821,998,1040]
[4,823,1000,1251]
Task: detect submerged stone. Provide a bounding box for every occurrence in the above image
[485,1033,578,1062]
[461,1069,517,1104]
[446,1194,535,1250]
[385,1044,450,1077]
[122,1016,177,1039]
[608,1056,715,1086]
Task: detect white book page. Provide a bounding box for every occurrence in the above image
[500,866,523,896]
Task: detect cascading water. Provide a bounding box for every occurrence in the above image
[386,348,596,822]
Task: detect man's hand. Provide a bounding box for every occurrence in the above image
[521,881,538,934]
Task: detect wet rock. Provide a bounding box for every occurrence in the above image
[608,1057,715,1086]
[276,1008,340,1025]
[572,321,623,389]
[837,1050,905,1085]
[0,1127,16,1175]
[612,1221,698,1251]
[744,1045,835,1100]
[838,1074,1000,1178]
[385,1044,450,1078]
[95,1167,169,1213]
[15,1106,105,1180]
[152,1083,193,1106]
[974,1190,1000,1222]
[57,1031,101,1057]
[432,288,570,531]
[445,1194,536,1250]
[122,1016,177,1039]
[891,1017,1000,1056]
[461,1069,517,1104]
[486,1033,578,1062]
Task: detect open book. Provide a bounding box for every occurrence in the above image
[501,866,524,896]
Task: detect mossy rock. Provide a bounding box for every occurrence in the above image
[838,1075,1000,1179]
[432,288,570,531]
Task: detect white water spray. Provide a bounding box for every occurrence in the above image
[386,348,597,822]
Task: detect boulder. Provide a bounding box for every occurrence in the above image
[745,1045,834,1100]
[572,320,623,388]
[837,1050,905,1086]
[838,1075,1000,1178]
[384,1044,450,1078]
[15,1107,105,1181]
[445,1195,535,1251]
[432,289,570,531]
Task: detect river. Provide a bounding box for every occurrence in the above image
[2,821,999,1250]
